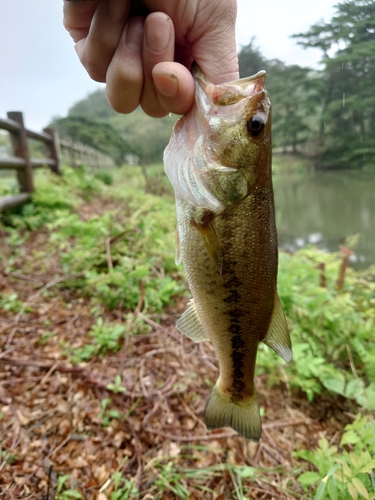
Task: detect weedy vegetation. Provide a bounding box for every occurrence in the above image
[0,164,374,499]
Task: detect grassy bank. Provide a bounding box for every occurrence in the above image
[0,164,374,499]
[272,153,315,175]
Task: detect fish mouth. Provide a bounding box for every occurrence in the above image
[192,62,267,106]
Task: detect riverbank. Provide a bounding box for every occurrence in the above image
[272,153,315,175]
[1,165,374,499]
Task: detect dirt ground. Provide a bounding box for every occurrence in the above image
[0,225,354,500]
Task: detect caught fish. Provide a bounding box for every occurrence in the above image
[163,64,291,441]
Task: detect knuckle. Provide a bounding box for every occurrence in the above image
[80,55,107,82]
[107,95,138,114]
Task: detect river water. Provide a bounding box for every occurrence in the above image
[273,169,375,269]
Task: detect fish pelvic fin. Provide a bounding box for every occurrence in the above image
[204,384,261,441]
[263,291,292,363]
[176,299,209,342]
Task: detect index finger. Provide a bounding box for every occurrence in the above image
[63,0,100,41]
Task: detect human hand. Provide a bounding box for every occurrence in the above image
[63,0,238,117]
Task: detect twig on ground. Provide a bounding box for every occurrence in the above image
[29,362,59,397]
[1,268,91,348]
[145,418,312,443]
[122,280,144,358]
[48,434,72,458]
[252,442,263,467]
[137,313,182,344]
[262,429,292,470]
[3,272,46,284]
[0,355,179,402]
[177,395,206,431]
[199,342,219,372]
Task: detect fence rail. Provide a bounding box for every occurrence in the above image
[0,111,115,212]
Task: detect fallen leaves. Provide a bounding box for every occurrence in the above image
[0,216,351,500]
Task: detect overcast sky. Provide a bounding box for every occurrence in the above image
[0,0,337,131]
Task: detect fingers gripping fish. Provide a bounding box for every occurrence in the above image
[163,64,292,441]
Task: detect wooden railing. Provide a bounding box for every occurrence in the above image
[0,111,115,212]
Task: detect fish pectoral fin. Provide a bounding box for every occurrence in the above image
[176,299,209,342]
[204,383,261,441]
[263,292,292,363]
[175,225,182,265]
[194,221,223,274]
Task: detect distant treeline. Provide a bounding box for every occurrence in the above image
[51,0,375,169]
[240,0,375,170]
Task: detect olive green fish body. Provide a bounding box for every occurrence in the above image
[164,64,291,441]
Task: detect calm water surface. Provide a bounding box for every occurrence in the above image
[273,170,375,269]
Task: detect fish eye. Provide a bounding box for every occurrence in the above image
[246,115,266,137]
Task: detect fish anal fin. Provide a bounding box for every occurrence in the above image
[176,299,209,343]
[193,217,223,274]
[263,292,292,363]
[204,383,261,441]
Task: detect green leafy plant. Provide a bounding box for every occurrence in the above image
[296,414,375,499]
[0,292,26,313]
[99,397,122,427]
[1,450,18,465]
[257,246,375,410]
[107,375,127,394]
[55,474,83,499]
[69,318,127,363]
[108,472,139,500]
[42,166,185,313]
[95,169,114,185]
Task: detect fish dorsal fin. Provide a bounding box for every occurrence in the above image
[175,224,182,265]
[194,220,223,274]
[263,292,292,362]
[176,299,209,342]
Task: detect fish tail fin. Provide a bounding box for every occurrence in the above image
[204,383,261,441]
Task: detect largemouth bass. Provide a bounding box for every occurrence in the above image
[163,64,291,441]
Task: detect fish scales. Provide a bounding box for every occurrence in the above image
[177,187,277,392]
[164,63,291,441]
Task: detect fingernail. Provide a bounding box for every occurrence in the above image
[125,17,144,52]
[154,71,179,97]
[146,15,171,53]
[107,0,128,22]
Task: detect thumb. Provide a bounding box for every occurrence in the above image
[190,1,239,84]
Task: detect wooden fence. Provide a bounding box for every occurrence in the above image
[0,111,115,212]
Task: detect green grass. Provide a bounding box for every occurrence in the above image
[1,163,375,499]
[2,164,185,317]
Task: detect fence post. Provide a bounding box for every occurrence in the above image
[7,111,34,194]
[43,127,61,175]
[64,137,75,168]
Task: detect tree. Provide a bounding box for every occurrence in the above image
[51,115,129,166]
[293,0,375,168]
[50,89,177,164]
[239,41,317,153]
[238,38,267,76]
[68,89,116,121]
